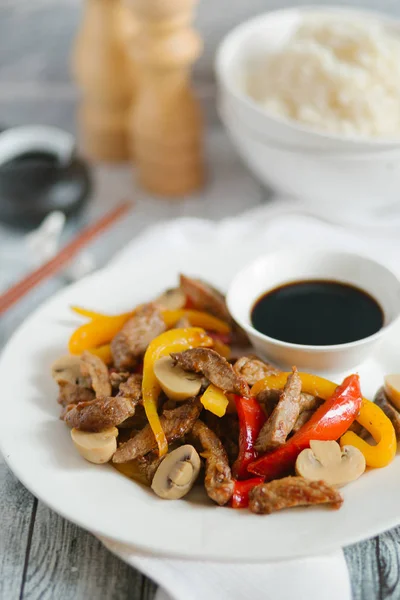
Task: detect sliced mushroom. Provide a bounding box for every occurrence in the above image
[156,287,186,311]
[384,374,400,411]
[71,426,118,464]
[154,356,202,401]
[151,444,201,499]
[51,355,82,385]
[295,440,366,488]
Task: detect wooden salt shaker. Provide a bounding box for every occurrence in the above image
[72,0,134,161]
[128,0,205,196]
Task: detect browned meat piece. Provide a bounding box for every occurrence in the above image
[291,409,314,433]
[256,389,281,416]
[80,351,111,398]
[190,420,234,506]
[117,405,149,430]
[171,348,250,397]
[57,382,95,408]
[180,274,230,322]
[348,421,363,435]
[233,355,281,386]
[298,393,322,412]
[257,389,320,419]
[255,367,302,452]
[118,374,143,401]
[374,387,400,439]
[110,371,130,390]
[113,398,201,463]
[179,274,249,345]
[136,452,165,483]
[258,389,321,423]
[64,395,138,431]
[249,476,343,514]
[67,373,144,431]
[160,398,178,411]
[204,412,239,465]
[111,303,166,370]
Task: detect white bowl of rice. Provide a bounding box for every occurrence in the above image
[215,6,400,209]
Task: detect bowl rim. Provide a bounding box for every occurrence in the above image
[215,5,400,148]
[219,100,400,159]
[226,249,400,353]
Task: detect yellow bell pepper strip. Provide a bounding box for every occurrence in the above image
[200,384,229,417]
[68,312,134,354]
[142,328,213,456]
[212,339,231,359]
[251,372,339,400]
[70,306,108,320]
[251,372,397,470]
[162,309,230,334]
[340,400,397,468]
[86,344,113,364]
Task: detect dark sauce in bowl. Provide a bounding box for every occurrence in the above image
[251,280,384,346]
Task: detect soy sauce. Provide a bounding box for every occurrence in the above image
[251,280,384,346]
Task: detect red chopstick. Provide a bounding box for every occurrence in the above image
[0,200,133,317]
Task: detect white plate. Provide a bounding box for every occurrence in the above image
[1,218,400,562]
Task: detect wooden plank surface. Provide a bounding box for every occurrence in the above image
[22,500,155,600]
[0,461,35,600]
[345,530,400,600]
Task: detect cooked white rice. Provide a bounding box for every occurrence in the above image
[248,17,400,137]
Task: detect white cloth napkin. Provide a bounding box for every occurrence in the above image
[101,538,351,600]
[97,198,400,600]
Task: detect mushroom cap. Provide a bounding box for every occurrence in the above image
[151,444,201,499]
[71,427,118,464]
[154,355,202,401]
[156,288,186,311]
[295,440,366,488]
[51,354,82,385]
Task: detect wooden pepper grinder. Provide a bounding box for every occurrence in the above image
[72,0,133,161]
[128,0,204,196]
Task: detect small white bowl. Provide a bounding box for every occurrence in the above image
[227,250,400,373]
[215,6,400,211]
[220,103,400,210]
[216,6,400,152]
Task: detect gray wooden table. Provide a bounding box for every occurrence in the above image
[1,129,400,600]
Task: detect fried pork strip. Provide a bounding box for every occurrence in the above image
[111,303,166,370]
[249,477,343,514]
[255,367,302,452]
[171,348,250,397]
[80,350,111,398]
[191,420,234,506]
[64,374,143,432]
[179,275,230,322]
[233,355,280,386]
[374,387,400,439]
[113,398,201,463]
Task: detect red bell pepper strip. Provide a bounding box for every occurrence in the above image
[232,396,266,479]
[248,374,362,480]
[207,331,232,345]
[231,477,264,509]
